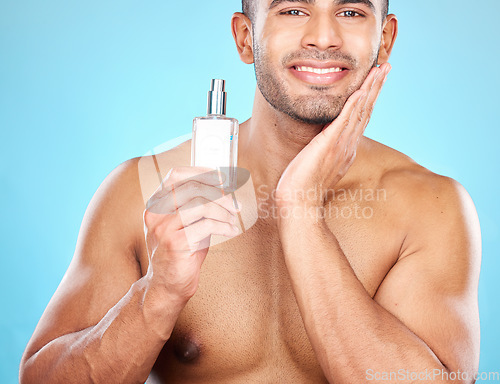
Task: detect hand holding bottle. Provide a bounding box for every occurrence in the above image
[143,166,241,303]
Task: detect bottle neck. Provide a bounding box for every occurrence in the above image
[207,91,227,115]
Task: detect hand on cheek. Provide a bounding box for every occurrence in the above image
[276,63,392,209]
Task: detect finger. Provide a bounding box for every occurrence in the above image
[155,167,226,195]
[338,89,369,155]
[330,89,367,149]
[148,182,237,215]
[147,166,225,211]
[183,218,240,249]
[359,65,383,93]
[317,65,384,152]
[352,63,391,141]
[362,64,390,118]
[320,65,390,162]
[333,67,382,155]
[320,89,366,141]
[343,64,390,150]
[176,197,239,229]
[190,237,212,254]
[174,181,238,213]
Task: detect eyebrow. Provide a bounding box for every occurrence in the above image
[269,0,314,9]
[269,0,375,12]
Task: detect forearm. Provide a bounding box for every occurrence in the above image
[21,277,185,384]
[279,214,452,383]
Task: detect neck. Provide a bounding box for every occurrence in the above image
[238,88,326,192]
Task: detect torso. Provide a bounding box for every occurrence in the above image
[134,135,414,383]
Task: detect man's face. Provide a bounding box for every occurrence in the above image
[252,0,384,125]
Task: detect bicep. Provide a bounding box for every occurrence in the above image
[374,179,481,374]
[23,159,144,359]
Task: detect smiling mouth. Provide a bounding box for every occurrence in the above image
[293,66,346,74]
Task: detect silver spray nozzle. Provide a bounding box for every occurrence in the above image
[207,79,227,115]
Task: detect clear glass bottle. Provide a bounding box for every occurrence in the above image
[191,79,239,191]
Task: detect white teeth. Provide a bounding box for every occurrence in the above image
[295,66,343,74]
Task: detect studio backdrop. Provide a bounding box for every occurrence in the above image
[1,0,499,382]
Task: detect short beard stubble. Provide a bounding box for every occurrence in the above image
[254,41,380,126]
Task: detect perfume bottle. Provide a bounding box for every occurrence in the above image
[191,79,239,191]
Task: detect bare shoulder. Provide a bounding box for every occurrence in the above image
[362,137,478,227]
[360,137,481,262]
[85,137,189,229]
[136,139,192,204]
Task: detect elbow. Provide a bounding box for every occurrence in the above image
[19,352,38,384]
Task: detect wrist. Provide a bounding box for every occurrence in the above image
[275,182,329,210]
[276,201,327,228]
[140,276,188,341]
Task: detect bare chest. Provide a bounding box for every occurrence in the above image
[146,198,402,382]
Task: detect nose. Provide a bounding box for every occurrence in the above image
[301,13,342,51]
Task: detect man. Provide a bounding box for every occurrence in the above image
[20,0,481,383]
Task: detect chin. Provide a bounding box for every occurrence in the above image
[286,96,344,125]
[288,113,338,126]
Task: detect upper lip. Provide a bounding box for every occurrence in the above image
[288,60,351,70]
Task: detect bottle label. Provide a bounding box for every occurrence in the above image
[193,119,234,188]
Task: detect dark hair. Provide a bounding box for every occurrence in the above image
[242,0,389,24]
[242,0,257,24]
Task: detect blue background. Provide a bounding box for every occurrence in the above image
[1,0,499,382]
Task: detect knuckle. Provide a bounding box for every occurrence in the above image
[347,152,357,166]
[153,222,164,238]
[192,196,207,207]
[197,219,210,233]
[195,201,210,217]
[356,109,364,123]
[349,151,356,162]
[226,222,237,236]
[186,180,202,193]
[158,230,177,249]
[366,105,374,117]
[159,236,174,251]
[144,209,160,228]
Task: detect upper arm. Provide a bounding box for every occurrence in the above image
[374,175,481,376]
[22,158,146,362]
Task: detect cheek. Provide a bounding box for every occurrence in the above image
[347,33,380,67]
[259,20,304,55]
[255,37,283,68]
[342,22,381,55]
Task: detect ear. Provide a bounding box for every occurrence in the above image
[231,12,254,65]
[377,14,398,65]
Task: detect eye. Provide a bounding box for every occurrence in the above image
[279,9,308,16]
[338,10,363,18]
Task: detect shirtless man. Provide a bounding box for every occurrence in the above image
[20,0,481,383]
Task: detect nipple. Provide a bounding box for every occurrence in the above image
[173,334,201,364]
